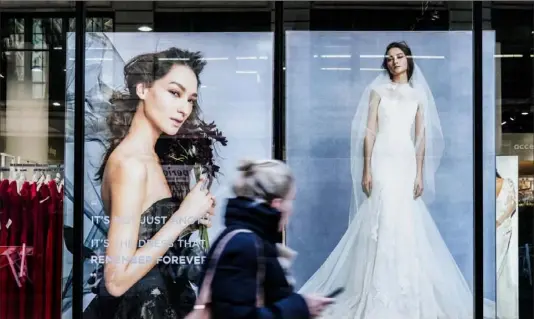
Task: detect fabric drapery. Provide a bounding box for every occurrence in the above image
[0,178,64,319]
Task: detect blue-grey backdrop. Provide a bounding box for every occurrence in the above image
[284,31,497,301]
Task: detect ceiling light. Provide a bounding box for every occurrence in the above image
[510,117,515,121]
[501,121,507,125]
[522,112,529,115]
[138,25,153,32]
[53,102,60,106]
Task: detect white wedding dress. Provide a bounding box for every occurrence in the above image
[495,178,518,319]
[299,81,495,319]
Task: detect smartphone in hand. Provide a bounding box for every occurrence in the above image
[326,287,345,299]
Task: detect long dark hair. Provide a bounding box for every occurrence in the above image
[382,41,414,81]
[95,48,207,181]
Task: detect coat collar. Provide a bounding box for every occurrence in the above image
[224,196,283,244]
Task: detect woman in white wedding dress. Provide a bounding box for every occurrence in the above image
[299,41,495,319]
[495,171,518,319]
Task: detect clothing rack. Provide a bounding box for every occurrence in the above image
[0,163,65,193]
[0,153,42,179]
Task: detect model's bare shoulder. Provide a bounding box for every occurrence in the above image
[106,153,148,185]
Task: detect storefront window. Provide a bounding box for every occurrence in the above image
[3,2,532,318]
[488,2,534,318]
[284,2,497,318]
[0,9,113,319]
[61,5,275,318]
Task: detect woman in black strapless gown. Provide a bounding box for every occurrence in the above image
[82,47,220,319]
[84,199,205,319]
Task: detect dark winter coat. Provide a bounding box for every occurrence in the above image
[197,196,310,319]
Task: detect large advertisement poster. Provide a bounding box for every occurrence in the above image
[285,31,496,318]
[61,32,274,318]
[496,156,519,319]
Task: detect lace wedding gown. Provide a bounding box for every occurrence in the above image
[299,82,494,319]
[496,178,518,319]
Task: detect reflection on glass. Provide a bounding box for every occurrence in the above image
[0,13,64,319]
[286,31,497,318]
[61,32,273,318]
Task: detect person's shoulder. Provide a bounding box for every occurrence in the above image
[106,151,148,182]
[218,230,260,258]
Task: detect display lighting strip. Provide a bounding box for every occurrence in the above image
[315,54,446,59]
[495,54,523,58]
[320,67,351,71]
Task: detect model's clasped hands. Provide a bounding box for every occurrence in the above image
[175,178,216,227]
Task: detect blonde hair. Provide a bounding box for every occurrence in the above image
[232,159,294,202]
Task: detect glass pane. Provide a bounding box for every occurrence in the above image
[33,18,42,34]
[32,51,44,82]
[53,18,62,33]
[69,18,75,32]
[15,51,24,68]
[31,67,43,83]
[486,2,534,318]
[104,18,113,32]
[4,19,25,50]
[16,66,25,82]
[33,33,43,49]
[32,83,44,99]
[0,14,65,319]
[61,13,273,313]
[93,18,102,32]
[284,3,493,319]
[87,18,94,32]
[14,18,24,33]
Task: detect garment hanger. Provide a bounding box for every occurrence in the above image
[37,172,45,191]
[44,172,51,183]
[17,170,26,194]
[58,174,64,192]
[8,167,16,183]
[32,169,40,183]
[53,172,62,192]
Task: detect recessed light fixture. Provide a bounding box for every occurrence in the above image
[522,112,529,115]
[138,25,153,32]
[501,121,507,125]
[53,102,60,106]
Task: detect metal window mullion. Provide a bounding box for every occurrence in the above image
[472,2,484,319]
[72,2,86,319]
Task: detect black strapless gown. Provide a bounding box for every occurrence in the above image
[83,198,205,319]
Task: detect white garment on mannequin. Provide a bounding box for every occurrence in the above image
[495,178,519,319]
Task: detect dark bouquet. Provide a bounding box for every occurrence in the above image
[156,119,228,250]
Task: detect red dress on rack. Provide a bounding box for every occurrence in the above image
[44,180,58,319]
[0,179,10,319]
[31,182,47,319]
[19,181,31,319]
[53,183,64,319]
[6,181,21,319]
